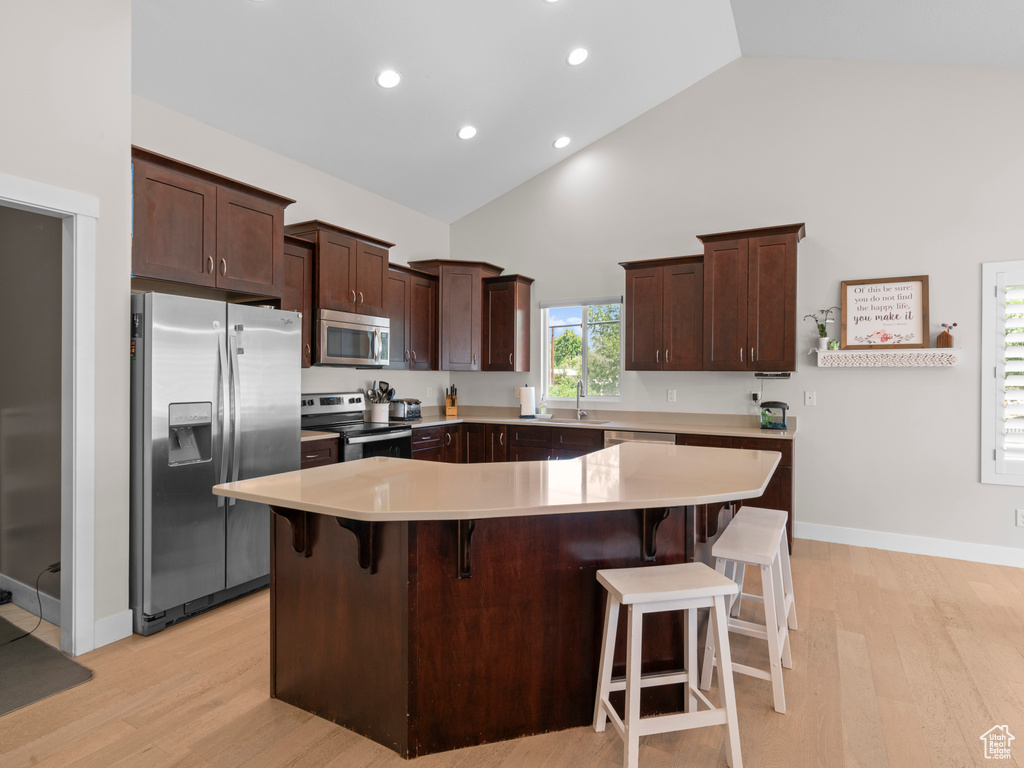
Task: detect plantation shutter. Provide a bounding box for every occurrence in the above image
[995,270,1024,475]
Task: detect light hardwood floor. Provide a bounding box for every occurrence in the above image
[2,541,1023,767]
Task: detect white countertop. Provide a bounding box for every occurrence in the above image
[213,442,780,522]
[301,430,339,442]
[399,414,795,440]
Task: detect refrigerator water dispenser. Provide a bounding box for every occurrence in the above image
[167,402,212,465]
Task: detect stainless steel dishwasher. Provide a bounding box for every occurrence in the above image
[603,430,677,448]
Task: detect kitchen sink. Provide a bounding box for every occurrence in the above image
[544,418,609,425]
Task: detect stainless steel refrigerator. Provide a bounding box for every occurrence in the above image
[129,293,300,635]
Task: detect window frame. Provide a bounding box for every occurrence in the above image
[981,260,1024,486]
[540,297,624,402]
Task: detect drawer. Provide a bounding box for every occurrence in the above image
[508,424,552,448]
[412,426,445,449]
[301,437,338,469]
[732,437,793,467]
[551,427,603,451]
[676,434,733,449]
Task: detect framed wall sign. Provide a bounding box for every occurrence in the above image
[840,275,929,349]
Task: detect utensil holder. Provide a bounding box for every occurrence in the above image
[368,403,389,423]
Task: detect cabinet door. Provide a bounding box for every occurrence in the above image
[463,423,486,464]
[485,425,507,462]
[550,427,603,455]
[443,425,462,463]
[412,446,445,462]
[409,274,437,370]
[440,265,481,370]
[132,159,218,287]
[747,233,797,371]
[482,280,515,371]
[282,240,314,368]
[385,270,410,370]
[663,262,703,371]
[509,444,550,462]
[300,438,338,468]
[317,230,356,312]
[623,267,664,370]
[703,239,749,370]
[215,187,284,296]
[355,242,388,316]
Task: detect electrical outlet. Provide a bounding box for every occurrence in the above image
[751,391,761,404]
[804,391,816,406]
[1017,509,1024,527]
[427,387,434,399]
[667,389,676,402]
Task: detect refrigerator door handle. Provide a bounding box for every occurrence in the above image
[217,324,230,508]
[228,332,243,504]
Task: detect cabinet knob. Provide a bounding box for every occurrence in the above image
[358,291,364,304]
[350,290,356,302]
[473,353,477,365]
[656,349,660,363]
[751,346,755,362]
[207,256,214,274]
[445,432,452,446]
[499,432,504,446]
[740,347,744,362]
[666,348,670,363]
[411,350,417,363]
[304,344,310,356]
[509,352,513,365]
[220,258,227,276]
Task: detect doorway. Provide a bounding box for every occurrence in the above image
[0,206,63,638]
[0,172,98,656]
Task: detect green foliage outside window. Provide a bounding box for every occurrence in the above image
[546,303,620,398]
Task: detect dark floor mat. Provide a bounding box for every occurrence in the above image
[0,614,92,716]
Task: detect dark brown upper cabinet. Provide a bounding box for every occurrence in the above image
[482,274,533,372]
[621,256,704,371]
[408,259,503,371]
[699,223,804,372]
[132,147,294,299]
[385,264,437,371]
[284,220,393,318]
[281,235,315,368]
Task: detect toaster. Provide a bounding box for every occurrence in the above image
[389,398,422,421]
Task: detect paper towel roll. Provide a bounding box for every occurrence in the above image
[518,386,536,416]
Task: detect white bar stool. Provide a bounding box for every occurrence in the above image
[593,562,743,768]
[730,506,797,632]
[700,512,792,714]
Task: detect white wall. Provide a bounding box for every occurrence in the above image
[0,0,132,623]
[451,57,1024,559]
[132,97,454,406]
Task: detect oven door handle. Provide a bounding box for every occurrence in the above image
[347,429,412,445]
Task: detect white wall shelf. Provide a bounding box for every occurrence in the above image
[814,348,960,368]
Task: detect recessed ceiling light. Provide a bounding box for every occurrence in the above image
[566,48,589,66]
[376,69,401,89]
[553,136,571,149]
[458,126,478,140]
[544,0,559,3]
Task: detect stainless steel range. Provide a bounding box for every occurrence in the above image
[301,392,413,461]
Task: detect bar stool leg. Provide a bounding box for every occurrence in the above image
[700,558,727,691]
[730,563,745,618]
[771,556,792,669]
[760,564,786,714]
[712,594,743,768]
[778,536,798,630]
[593,594,619,732]
[624,604,643,768]
[685,606,697,712]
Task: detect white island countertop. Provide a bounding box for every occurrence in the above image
[213,442,780,522]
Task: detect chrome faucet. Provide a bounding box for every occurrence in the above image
[576,379,587,420]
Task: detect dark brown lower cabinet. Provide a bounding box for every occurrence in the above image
[463,423,486,463]
[300,437,338,469]
[485,425,507,462]
[677,433,795,551]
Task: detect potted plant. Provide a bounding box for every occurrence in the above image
[804,306,841,350]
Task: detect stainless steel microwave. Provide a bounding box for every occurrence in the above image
[316,309,389,367]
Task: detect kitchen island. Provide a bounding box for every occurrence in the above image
[213,442,779,758]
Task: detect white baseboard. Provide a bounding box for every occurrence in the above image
[0,572,61,624]
[93,609,132,649]
[794,522,1024,568]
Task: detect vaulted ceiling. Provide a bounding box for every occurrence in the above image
[132,0,1024,223]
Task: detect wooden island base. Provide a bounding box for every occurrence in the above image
[270,505,700,758]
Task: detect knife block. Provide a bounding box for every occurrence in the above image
[445,395,458,416]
